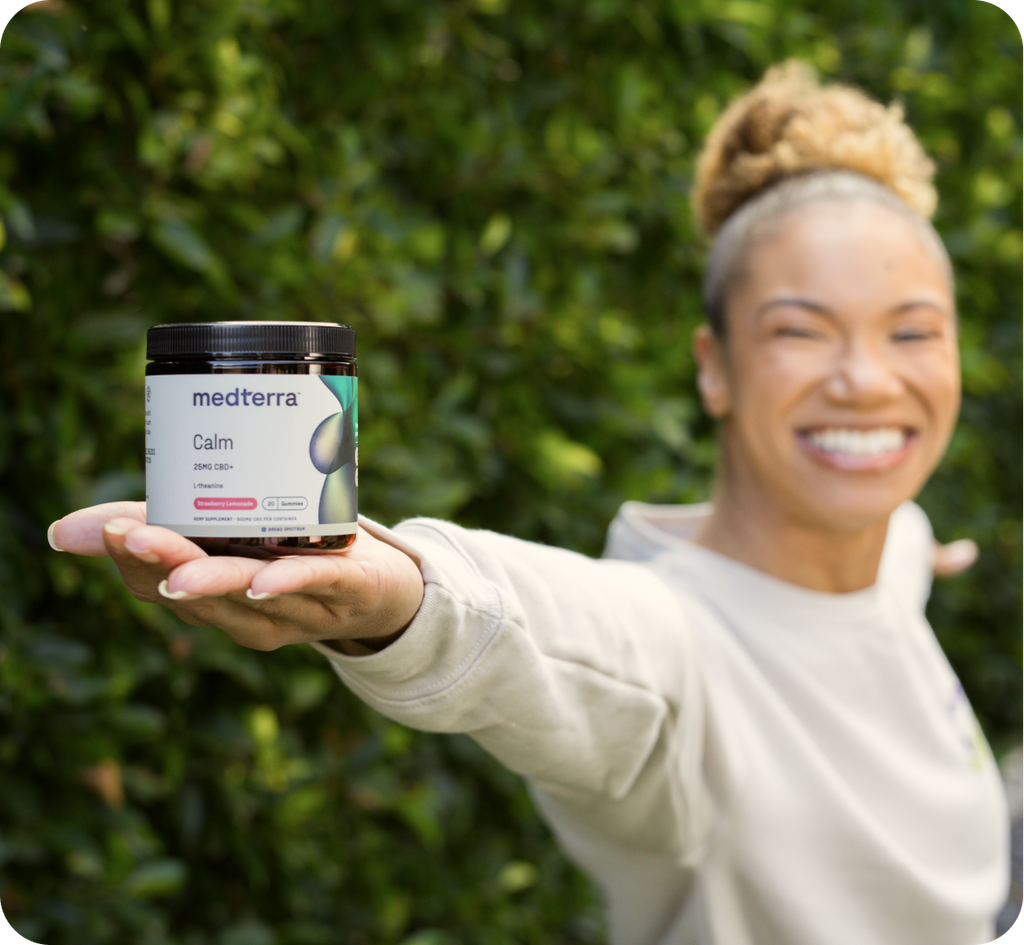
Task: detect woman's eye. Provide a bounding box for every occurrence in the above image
[774,326,820,339]
[893,328,939,342]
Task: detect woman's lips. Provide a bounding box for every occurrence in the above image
[796,426,916,471]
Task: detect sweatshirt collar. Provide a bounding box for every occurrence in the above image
[605,500,885,628]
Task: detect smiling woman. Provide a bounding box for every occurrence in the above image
[692,196,962,588]
[685,61,967,596]
[49,61,1012,945]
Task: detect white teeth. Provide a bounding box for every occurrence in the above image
[805,427,907,456]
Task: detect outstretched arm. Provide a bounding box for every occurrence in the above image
[48,503,703,853]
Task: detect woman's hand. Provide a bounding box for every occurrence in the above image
[933,538,979,578]
[47,502,425,653]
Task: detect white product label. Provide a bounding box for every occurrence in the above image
[145,373,357,538]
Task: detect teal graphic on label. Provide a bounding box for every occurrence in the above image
[309,376,358,525]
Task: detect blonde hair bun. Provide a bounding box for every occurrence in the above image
[692,60,937,239]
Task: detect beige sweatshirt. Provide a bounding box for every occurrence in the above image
[311,502,1008,945]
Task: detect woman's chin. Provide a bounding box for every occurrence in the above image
[785,488,913,534]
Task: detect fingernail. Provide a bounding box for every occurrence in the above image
[104,522,129,536]
[124,535,160,563]
[47,521,64,552]
[246,588,278,601]
[158,579,200,602]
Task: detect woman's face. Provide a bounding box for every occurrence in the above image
[694,199,960,532]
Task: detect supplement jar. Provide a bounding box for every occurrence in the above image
[145,321,357,556]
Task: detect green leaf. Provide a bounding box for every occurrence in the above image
[122,858,188,898]
[150,217,219,274]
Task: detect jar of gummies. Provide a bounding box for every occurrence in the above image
[145,321,357,556]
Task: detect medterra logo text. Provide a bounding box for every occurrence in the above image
[193,389,300,407]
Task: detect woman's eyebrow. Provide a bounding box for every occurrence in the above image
[753,298,954,320]
[889,299,953,316]
[753,297,832,320]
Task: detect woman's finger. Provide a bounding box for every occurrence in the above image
[245,551,366,599]
[102,518,209,602]
[49,501,148,556]
[163,553,269,599]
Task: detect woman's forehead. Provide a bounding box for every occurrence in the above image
[702,176,955,338]
[741,200,954,300]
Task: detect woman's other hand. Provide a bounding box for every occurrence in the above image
[933,538,979,578]
[47,502,425,653]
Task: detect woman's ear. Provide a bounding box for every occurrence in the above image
[693,324,732,418]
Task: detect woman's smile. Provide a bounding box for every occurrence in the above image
[796,425,916,471]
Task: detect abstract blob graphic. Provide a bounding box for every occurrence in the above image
[319,462,357,526]
[310,411,355,474]
[309,376,357,524]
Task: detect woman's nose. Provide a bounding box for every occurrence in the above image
[823,340,904,405]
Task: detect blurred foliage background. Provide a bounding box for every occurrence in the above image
[0,0,1019,942]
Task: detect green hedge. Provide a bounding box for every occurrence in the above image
[0,1,1019,942]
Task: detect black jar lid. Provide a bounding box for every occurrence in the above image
[147,321,356,360]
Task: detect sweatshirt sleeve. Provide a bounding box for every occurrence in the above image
[309,515,701,818]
